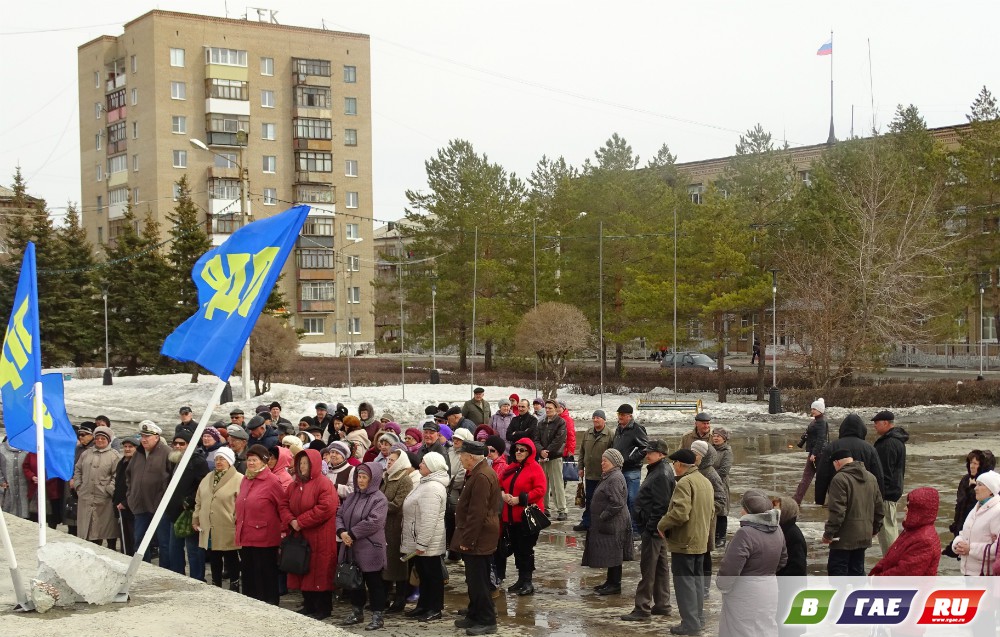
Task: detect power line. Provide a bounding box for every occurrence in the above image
[0,21,123,36]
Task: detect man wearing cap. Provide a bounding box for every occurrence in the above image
[680,413,713,451]
[313,403,334,435]
[418,422,450,472]
[451,440,501,636]
[247,414,281,450]
[574,409,614,532]
[176,407,198,437]
[228,409,245,428]
[611,404,648,533]
[73,425,122,549]
[658,449,713,636]
[113,435,139,555]
[447,405,476,434]
[269,402,294,436]
[226,426,249,474]
[871,410,908,556]
[822,449,884,576]
[622,439,675,622]
[165,430,210,579]
[537,399,568,521]
[126,421,173,565]
[462,388,492,427]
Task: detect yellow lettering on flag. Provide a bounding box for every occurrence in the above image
[201,247,279,320]
[33,400,53,430]
[0,298,32,391]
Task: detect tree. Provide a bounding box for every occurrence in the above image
[515,302,590,399]
[47,203,101,366]
[250,314,299,395]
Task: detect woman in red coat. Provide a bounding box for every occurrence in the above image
[23,452,65,529]
[287,449,339,620]
[869,486,942,576]
[498,437,547,596]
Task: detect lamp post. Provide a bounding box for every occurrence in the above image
[598,219,604,407]
[431,279,437,371]
[768,268,781,414]
[532,218,538,397]
[978,272,989,380]
[190,134,251,398]
[471,227,478,395]
[102,286,112,386]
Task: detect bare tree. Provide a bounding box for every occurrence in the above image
[249,314,300,395]
[515,302,591,399]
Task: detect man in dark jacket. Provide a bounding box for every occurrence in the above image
[612,404,648,533]
[793,399,829,504]
[247,415,281,450]
[313,402,334,440]
[871,410,907,556]
[574,410,614,532]
[814,413,885,506]
[822,449,884,576]
[126,420,172,565]
[175,406,198,437]
[536,399,567,521]
[165,430,210,580]
[622,439,675,622]
[417,422,450,471]
[506,398,538,458]
[226,426,249,474]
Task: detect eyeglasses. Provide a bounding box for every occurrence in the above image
[172,441,188,447]
[515,447,529,453]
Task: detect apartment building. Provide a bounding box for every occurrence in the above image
[77,10,374,351]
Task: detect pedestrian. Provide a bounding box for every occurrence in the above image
[581,448,634,595]
[574,409,614,532]
[621,440,674,622]
[401,452,449,621]
[822,449,884,576]
[313,403,334,437]
[229,408,246,428]
[710,427,733,548]
[751,337,760,365]
[871,410,908,556]
[536,399,568,521]
[66,424,96,535]
[944,449,995,558]
[176,406,198,437]
[418,421,450,471]
[358,401,379,441]
[462,387,492,426]
[485,435,507,478]
[772,497,807,576]
[869,487,940,576]
[1,436,31,519]
[489,400,514,440]
[247,415,280,450]
[505,399,538,457]
[792,399,829,505]
[951,469,1000,576]
[814,413,885,506]
[200,428,225,469]
[508,394,520,416]
[126,421,173,565]
[451,440,502,636]
[445,428,471,560]
[404,428,423,457]
[166,430,210,579]
[557,399,577,488]
[193,447,243,591]
[267,444,294,490]
[690,440,726,596]
[287,449,339,620]
[611,403,648,533]
[337,462,389,630]
[658,449,713,637]
[680,412,712,450]
[381,446,415,613]
[498,438,546,596]
[72,425,122,548]
[716,489,787,637]
[113,435,139,555]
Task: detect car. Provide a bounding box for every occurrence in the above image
[659,351,732,372]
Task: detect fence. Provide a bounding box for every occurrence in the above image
[887,343,1000,370]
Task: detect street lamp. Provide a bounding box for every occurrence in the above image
[430,279,437,371]
[768,268,781,414]
[102,286,112,386]
[978,272,989,380]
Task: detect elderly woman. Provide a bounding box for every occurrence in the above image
[370,432,401,470]
[716,489,788,637]
[73,426,122,548]
[382,447,415,613]
[499,438,546,595]
[0,436,30,519]
[235,445,292,605]
[337,462,389,630]
[944,449,996,558]
[952,470,1000,576]
[400,452,449,621]
[283,435,305,458]
[404,428,423,456]
[711,427,733,549]
[193,447,243,591]
[324,441,355,500]
[268,445,294,490]
[581,448,633,595]
[870,487,941,576]
[344,415,372,458]
[200,428,225,469]
[288,449,339,620]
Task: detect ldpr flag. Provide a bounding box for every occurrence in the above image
[161,205,311,378]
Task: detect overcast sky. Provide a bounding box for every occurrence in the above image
[3,1,998,224]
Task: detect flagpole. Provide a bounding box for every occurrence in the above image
[827,30,835,145]
[0,510,32,609]
[34,383,46,547]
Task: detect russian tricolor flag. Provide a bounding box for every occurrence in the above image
[816,39,833,56]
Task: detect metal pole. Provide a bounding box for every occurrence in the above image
[532,217,538,397]
[34,381,46,546]
[0,502,32,609]
[599,220,604,407]
[772,272,778,388]
[980,280,985,377]
[239,144,251,399]
[347,257,353,398]
[673,207,678,396]
[431,283,437,370]
[471,227,478,395]
[399,245,405,400]
[103,290,109,369]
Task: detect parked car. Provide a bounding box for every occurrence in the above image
[659,351,732,371]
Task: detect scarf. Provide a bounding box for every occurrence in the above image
[245,466,264,480]
[212,469,226,488]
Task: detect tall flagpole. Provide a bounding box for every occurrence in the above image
[827,30,835,145]
[34,383,46,546]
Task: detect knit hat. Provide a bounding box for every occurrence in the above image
[269,401,281,410]
[452,428,473,443]
[424,405,438,416]
[343,415,361,430]
[532,398,544,406]
[498,399,511,407]
[93,426,114,442]
[215,447,236,467]
[592,410,607,420]
[485,434,506,455]
[439,425,453,441]
[324,440,350,458]
[556,399,567,409]
[172,430,193,444]
[475,430,489,441]
[246,444,270,462]
[282,435,302,448]
[422,451,448,473]
[977,470,1000,498]
[201,428,221,443]
[383,422,401,435]
[690,440,710,457]
[379,432,401,446]
[741,489,772,514]
[227,426,249,440]
[121,434,140,447]
[315,402,328,411]
[602,448,624,468]
[404,427,422,443]
[811,398,826,414]
[830,449,853,462]
[712,427,730,441]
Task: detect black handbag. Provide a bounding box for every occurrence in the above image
[279,531,311,575]
[335,547,364,590]
[523,504,551,534]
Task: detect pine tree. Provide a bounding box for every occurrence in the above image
[166,175,212,322]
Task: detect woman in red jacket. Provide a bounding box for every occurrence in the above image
[287,449,339,620]
[498,437,547,596]
[869,486,941,576]
[235,445,293,605]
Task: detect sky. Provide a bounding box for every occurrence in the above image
[3,1,999,225]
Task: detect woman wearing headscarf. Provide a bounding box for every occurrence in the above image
[370,432,401,470]
[336,462,389,630]
[404,428,423,457]
[381,446,415,613]
[952,470,1000,576]
[193,447,243,591]
[0,437,30,519]
[287,448,339,620]
[944,449,995,558]
[400,451,449,620]
[344,415,372,459]
[235,445,293,605]
[474,424,496,443]
[580,448,633,595]
[716,489,788,637]
[324,441,355,500]
[498,438,546,595]
[870,487,941,576]
[358,402,379,441]
[711,427,734,549]
[268,445,294,490]
[72,425,122,548]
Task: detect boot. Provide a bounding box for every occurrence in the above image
[365,611,384,631]
[506,579,525,594]
[343,606,364,626]
[229,578,240,594]
[387,591,407,613]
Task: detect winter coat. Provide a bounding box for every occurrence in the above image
[611,417,648,472]
[336,462,388,573]
[326,460,355,501]
[870,487,940,576]
[506,413,538,454]
[716,509,788,637]
[400,468,449,557]
[499,439,546,524]
[248,425,281,451]
[73,444,122,541]
[712,441,733,482]
[23,453,63,502]
[287,450,339,592]
[872,426,908,502]
[235,466,292,547]
[804,415,829,458]
[193,465,243,551]
[578,425,614,479]
[697,448,728,516]
[462,398,491,426]
[634,458,675,536]
[381,452,415,581]
[658,464,714,555]
[270,446,294,490]
[125,439,172,516]
[823,460,884,550]
[165,448,210,522]
[581,467,634,568]
[775,497,807,577]
[536,415,566,458]
[953,493,1000,576]
[0,441,30,518]
[359,402,378,441]
[561,410,576,460]
[488,411,513,440]
[112,456,131,510]
[346,428,371,458]
[490,454,508,479]
[447,457,466,509]
[680,426,711,451]
[815,414,885,505]
[450,457,501,555]
[951,451,996,535]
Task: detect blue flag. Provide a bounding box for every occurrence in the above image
[0,243,77,480]
[161,205,311,378]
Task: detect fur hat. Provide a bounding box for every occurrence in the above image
[343,415,362,430]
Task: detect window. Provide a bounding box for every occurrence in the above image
[346,192,359,208]
[132,154,139,172]
[133,187,140,204]
[94,71,100,88]
[296,152,332,172]
[263,188,277,205]
[293,118,332,140]
[302,318,324,335]
[172,183,182,200]
[347,255,360,272]
[985,316,998,342]
[297,186,335,204]
[109,187,129,205]
[260,56,274,76]
[295,86,330,108]
[261,90,275,108]
[96,164,102,181]
[107,154,127,174]
[131,88,138,105]
[294,58,331,76]
[209,178,241,199]
[170,48,185,67]
[348,287,361,304]
[206,47,248,67]
[349,317,361,334]
[95,133,101,150]
[171,81,186,100]
[108,121,126,144]
[688,184,703,205]
[171,116,186,134]
[262,156,276,173]
[207,114,249,134]
[107,89,126,111]
[207,78,248,100]
[344,129,358,146]
[261,123,275,140]
[173,150,187,168]
[298,249,334,268]
[97,226,104,244]
[95,102,102,119]
[130,55,137,73]
[343,65,356,83]
[344,97,357,115]
[214,153,238,169]
[301,281,335,301]
[346,223,359,239]
[132,121,138,139]
[798,170,812,187]
[96,195,103,214]
[345,160,358,177]
[302,216,334,236]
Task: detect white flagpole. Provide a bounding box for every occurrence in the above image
[34,382,46,547]
[116,378,227,600]
[0,510,32,610]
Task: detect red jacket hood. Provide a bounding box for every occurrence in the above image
[293,449,323,482]
[271,445,293,476]
[902,486,939,530]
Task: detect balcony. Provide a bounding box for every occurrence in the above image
[293,72,332,88]
[105,73,126,92]
[209,165,242,180]
[298,268,335,281]
[293,138,332,151]
[295,170,333,185]
[209,198,251,217]
[299,299,335,313]
[294,106,332,119]
[106,106,126,123]
[205,98,250,117]
[107,138,127,155]
[206,131,247,147]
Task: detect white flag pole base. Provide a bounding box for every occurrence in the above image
[0,511,33,611]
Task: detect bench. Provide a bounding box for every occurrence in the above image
[637,397,703,414]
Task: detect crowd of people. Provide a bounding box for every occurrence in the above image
[1,390,999,636]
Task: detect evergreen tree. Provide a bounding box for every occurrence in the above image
[45,203,101,366]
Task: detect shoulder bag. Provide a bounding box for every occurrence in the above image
[523,503,551,534]
[562,459,578,482]
[279,531,312,575]
[335,546,364,590]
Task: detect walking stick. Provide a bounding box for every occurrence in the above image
[118,510,127,554]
